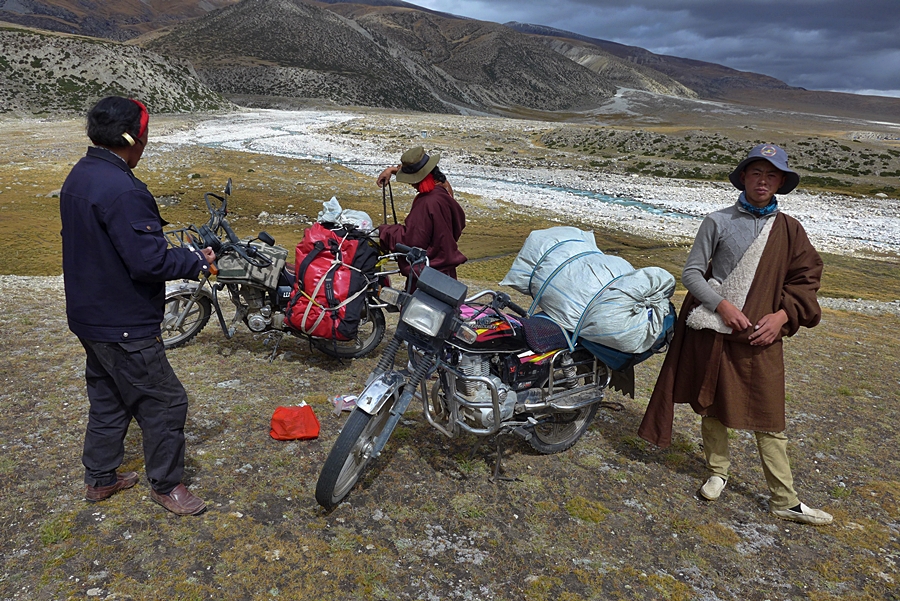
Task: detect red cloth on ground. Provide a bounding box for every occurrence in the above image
[270,405,320,440]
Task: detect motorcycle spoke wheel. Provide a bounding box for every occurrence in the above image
[315,397,396,509]
[314,306,386,359]
[161,294,212,349]
[528,402,599,454]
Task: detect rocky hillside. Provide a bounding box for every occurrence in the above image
[541,37,697,99]
[0,25,233,114]
[0,0,241,41]
[327,3,617,113]
[146,0,617,114]
[508,21,900,123]
[146,0,451,114]
[506,21,793,99]
[5,0,900,121]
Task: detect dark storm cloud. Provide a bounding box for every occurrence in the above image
[414,0,900,97]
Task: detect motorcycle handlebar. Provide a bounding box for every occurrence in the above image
[393,244,428,264]
[506,301,528,317]
[221,220,241,244]
[465,290,529,318]
[494,291,528,317]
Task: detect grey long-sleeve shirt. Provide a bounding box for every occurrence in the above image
[682,197,778,311]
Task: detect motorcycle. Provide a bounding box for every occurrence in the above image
[161,179,396,359]
[315,246,673,509]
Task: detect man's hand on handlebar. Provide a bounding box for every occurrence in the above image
[200,246,217,276]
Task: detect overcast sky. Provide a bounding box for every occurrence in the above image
[413,0,900,98]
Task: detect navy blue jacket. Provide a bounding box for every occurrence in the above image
[60,147,207,342]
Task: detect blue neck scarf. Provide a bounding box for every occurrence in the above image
[739,192,778,217]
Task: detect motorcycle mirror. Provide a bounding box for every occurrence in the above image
[258,231,275,246]
[224,178,233,196]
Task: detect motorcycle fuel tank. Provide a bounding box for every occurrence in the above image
[454,305,526,352]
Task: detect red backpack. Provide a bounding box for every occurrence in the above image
[284,223,378,340]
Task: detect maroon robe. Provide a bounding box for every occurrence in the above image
[379,186,466,283]
[638,213,823,448]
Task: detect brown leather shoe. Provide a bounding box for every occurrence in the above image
[85,471,139,502]
[150,483,207,516]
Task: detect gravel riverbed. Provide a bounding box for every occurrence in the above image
[156,109,900,257]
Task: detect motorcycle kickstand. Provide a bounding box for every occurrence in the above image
[478,434,520,484]
[263,331,285,361]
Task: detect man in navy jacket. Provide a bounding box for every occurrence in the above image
[60,96,214,515]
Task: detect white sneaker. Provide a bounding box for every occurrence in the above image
[699,476,727,500]
[772,502,833,526]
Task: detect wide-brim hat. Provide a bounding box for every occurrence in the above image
[729,143,800,195]
[395,146,440,184]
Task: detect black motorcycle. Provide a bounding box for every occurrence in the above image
[315,246,674,509]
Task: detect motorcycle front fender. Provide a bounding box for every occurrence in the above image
[165,280,213,302]
[355,371,406,415]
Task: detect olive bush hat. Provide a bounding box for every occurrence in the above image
[729,143,800,195]
[395,146,440,184]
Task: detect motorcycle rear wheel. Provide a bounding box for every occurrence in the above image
[528,402,599,454]
[313,305,386,359]
[315,396,397,509]
[161,293,212,349]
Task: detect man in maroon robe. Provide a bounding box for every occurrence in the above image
[376,146,466,290]
[638,144,832,526]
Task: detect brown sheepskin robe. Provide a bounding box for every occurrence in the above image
[637,213,823,448]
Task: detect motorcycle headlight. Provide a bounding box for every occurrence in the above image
[401,297,447,337]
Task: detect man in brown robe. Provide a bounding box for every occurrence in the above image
[638,144,832,526]
[376,147,466,290]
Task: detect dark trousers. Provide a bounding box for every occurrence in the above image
[80,337,188,494]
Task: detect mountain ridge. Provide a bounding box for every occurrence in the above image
[2,0,899,123]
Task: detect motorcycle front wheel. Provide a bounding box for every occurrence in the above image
[528,402,599,454]
[313,305,386,359]
[315,395,397,509]
[161,293,212,349]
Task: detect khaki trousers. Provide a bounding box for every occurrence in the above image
[701,416,800,510]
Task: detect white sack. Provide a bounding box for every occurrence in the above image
[316,197,374,232]
[501,227,674,354]
[500,226,608,294]
[576,267,675,353]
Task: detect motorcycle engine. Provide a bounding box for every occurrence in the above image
[456,353,517,428]
[240,286,273,332]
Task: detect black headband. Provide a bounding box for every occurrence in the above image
[401,153,431,174]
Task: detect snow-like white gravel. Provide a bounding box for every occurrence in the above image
[156,109,900,257]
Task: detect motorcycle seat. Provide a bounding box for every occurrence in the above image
[281,263,296,288]
[521,314,570,354]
